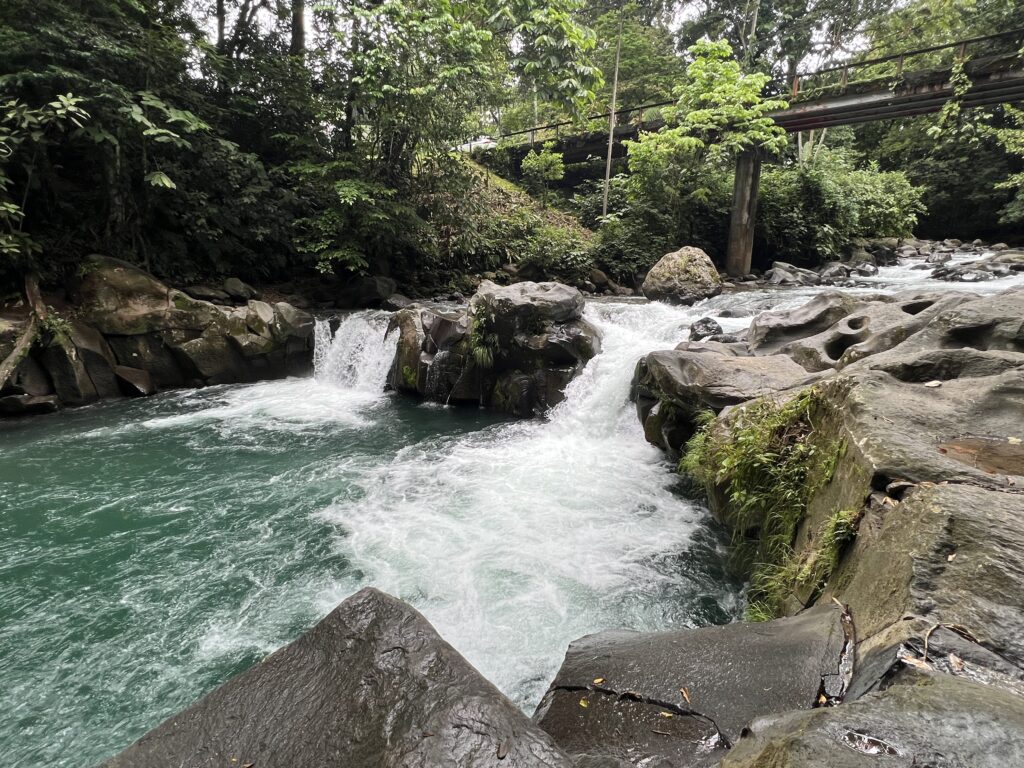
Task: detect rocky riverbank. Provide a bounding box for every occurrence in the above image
[625,280,1024,760]
[97,244,1024,766]
[0,256,315,416]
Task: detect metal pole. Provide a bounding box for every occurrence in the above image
[602,3,625,218]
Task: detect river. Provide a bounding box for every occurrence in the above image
[2,257,1021,767]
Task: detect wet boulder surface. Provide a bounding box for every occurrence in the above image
[631,348,817,454]
[722,668,1024,768]
[385,280,600,417]
[629,282,1024,768]
[101,588,573,768]
[0,256,316,415]
[535,606,849,767]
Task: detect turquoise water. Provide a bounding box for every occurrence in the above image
[0,307,740,767]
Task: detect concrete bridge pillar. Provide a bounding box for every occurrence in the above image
[725,148,762,277]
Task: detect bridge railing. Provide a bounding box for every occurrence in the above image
[791,27,1024,102]
[467,100,675,155]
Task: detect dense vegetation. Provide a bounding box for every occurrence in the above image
[0,0,1021,296]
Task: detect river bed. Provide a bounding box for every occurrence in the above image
[2,258,1021,767]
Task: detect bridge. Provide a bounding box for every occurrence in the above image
[477,28,1024,276]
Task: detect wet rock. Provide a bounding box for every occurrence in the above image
[388,283,598,417]
[864,347,1024,382]
[748,292,861,354]
[781,293,969,372]
[631,349,813,453]
[819,262,849,281]
[337,275,398,308]
[170,333,250,385]
[183,284,230,303]
[114,365,155,396]
[382,293,412,310]
[764,261,821,287]
[3,355,53,397]
[641,246,722,305]
[932,264,993,282]
[536,605,847,767]
[849,262,878,277]
[689,317,723,342]
[102,588,572,768]
[68,321,120,398]
[722,669,1024,768]
[855,288,1024,366]
[828,482,1024,667]
[386,308,427,394]
[0,393,59,415]
[37,333,98,406]
[271,302,314,341]
[472,280,585,332]
[106,333,188,389]
[589,268,610,289]
[838,366,1024,489]
[223,276,259,301]
[72,257,225,336]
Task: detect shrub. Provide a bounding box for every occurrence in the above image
[757,150,924,266]
[681,387,852,620]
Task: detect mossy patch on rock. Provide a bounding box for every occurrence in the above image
[681,380,872,619]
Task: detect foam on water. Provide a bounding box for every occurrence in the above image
[316,299,738,704]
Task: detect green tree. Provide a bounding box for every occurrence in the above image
[520,143,565,206]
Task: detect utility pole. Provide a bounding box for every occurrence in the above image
[602,3,625,218]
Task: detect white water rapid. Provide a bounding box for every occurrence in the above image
[310,302,740,705]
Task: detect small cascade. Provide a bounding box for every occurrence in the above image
[313,311,396,392]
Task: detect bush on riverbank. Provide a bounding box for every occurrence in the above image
[572,146,924,281]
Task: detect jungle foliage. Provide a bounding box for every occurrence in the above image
[1,0,1021,295]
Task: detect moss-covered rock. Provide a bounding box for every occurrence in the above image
[640,246,722,305]
[386,282,600,417]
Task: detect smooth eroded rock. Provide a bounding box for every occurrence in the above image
[535,605,847,766]
[722,669,1024,768]
[102,588,572,768]
[631,349,813,452]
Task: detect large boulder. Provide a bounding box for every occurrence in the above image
[0,256,317,418]
[4,355,53,397]
[114,366,155,397]
[0,393,59,415]
[780,293,970,372]
[68,320,120,398]
[471,280,585,332]
[828,482,1024,667]
[764,261,821,287]
[747,292,863,354]
[72,256,225,336]
[338,275,398,308]
[535,605,848,767]
[631,349,814,453]
[102,588,572,768]
[36,333,98,406]
[641,246,722,305]
[387,282,600,417]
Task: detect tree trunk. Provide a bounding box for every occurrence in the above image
[725,148,762,278]
[0,275,45,390]
[216,0,226,54]
[290,0,305,57]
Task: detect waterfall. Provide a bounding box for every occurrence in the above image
[313,311,397,392]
